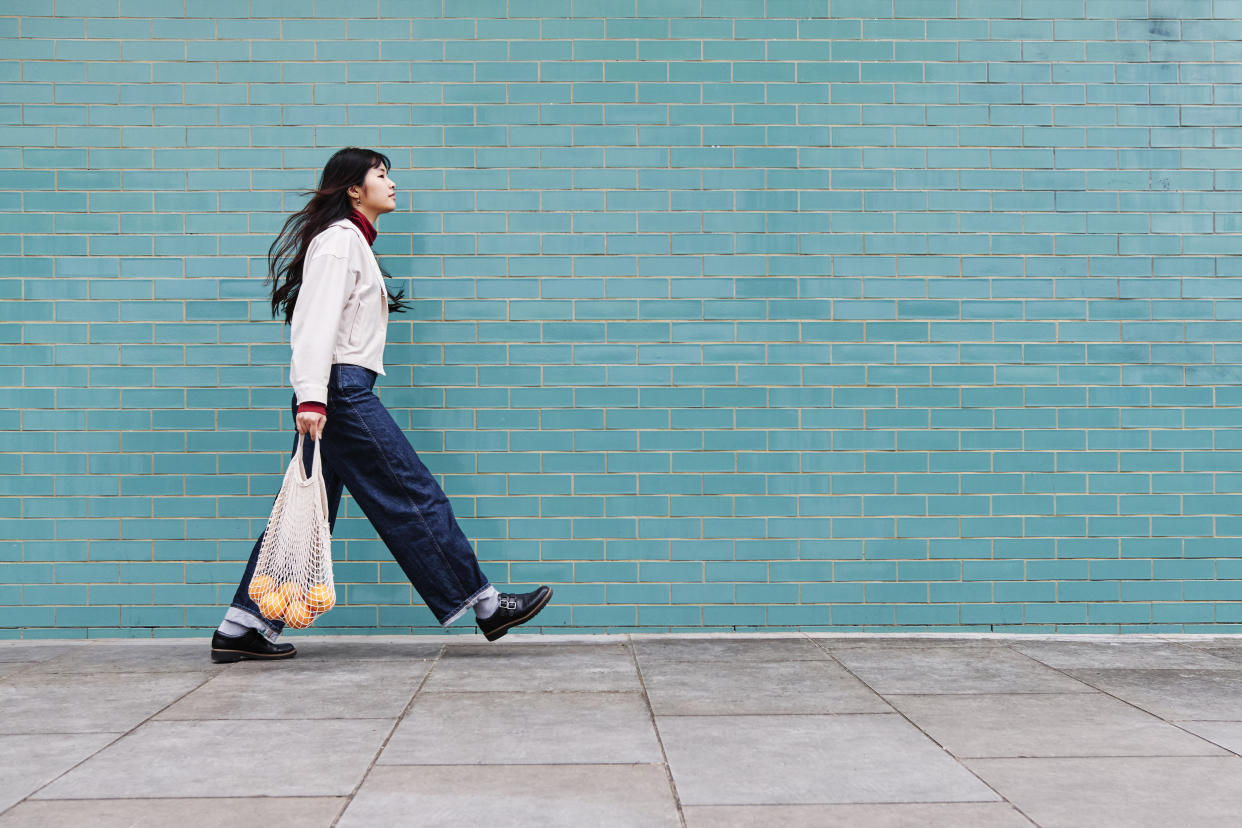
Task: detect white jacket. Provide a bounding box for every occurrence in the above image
[289,218,388,404]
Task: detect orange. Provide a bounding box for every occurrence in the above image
[248,574,276,602]
[284,599,313,629]
[307,583,335,613]
[257,591,286,621]
[278,581,304,604]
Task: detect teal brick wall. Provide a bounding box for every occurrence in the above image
[3,1,1242,638]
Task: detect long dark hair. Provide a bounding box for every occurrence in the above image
[266,146,411,324]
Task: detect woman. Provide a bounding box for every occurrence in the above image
[210,147,552,662]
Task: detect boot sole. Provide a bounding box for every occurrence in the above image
[482,588,553,642]
[210,647,297,664]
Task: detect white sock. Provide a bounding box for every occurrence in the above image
[473,586,500,620]
[218,606,281,643]
[216,618,249,637]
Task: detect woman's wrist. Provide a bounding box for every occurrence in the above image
[297,401,326,416]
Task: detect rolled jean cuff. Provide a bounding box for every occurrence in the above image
[439,583,497,628]
[224,605,281,643]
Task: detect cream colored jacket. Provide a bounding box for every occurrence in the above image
[289,218,388,404]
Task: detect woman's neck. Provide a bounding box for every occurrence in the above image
[347,209,378,246]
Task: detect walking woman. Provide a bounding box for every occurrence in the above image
[210,147,553,662]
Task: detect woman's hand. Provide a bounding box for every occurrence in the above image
[296,411,326,441]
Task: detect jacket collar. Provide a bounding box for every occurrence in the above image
[331,216,369,245]
[328,219,387,298]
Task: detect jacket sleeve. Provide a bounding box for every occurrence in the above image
[289,238,354,405]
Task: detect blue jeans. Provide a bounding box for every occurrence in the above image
[228,363,493,634]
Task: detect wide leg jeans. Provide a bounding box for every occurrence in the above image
[227,363,493,636]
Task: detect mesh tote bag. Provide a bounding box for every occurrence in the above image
[248,433,336,628]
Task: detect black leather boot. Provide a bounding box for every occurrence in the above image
[210,628,297,663]
[477,586,553,642]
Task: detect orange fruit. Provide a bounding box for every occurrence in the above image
[284,600,313,629]
[257,591,286,621]
[306,583,335,613]
[248,574,276,602]
[278,581,304,604]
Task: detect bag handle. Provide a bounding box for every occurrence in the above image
[292,432,331,521]
[292,432,323,488]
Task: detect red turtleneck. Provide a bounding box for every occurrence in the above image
[295,211,377,419]
[347,209,377,246]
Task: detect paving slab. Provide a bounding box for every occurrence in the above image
[0,797,346,827]
[0,733,117,812]
[1064,668,1242,721]
[633,636,830,662]
[640,657,892,716]
[426,642,639,692]
[156,658,431,720]
[336,763,680,828]
[1011,640,1241,670]
[0,672,210,734]
[658,713,998,806]
[831,645,1095,695]
[682,802,1035,827]
[35,719,391,799]
[965,756,1242,828]
[380,691,661,765]
[887,692,1227,758]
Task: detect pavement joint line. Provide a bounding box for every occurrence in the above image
[676,800,1026,807]
[418,689,640,695]
[0,729,123,735]
[416,689,641,695]
[154,716,402,722]
[4,796,348,802]
[881,690,1133,696]
[1002,642,1242,760]
[328,640,446,828]
[1166,737,1242,759]
[801,633,1040,824]
[372,761,674,767]
[653,711,901,717]
[0,668,217,820]
[955,752,1231,760]
[627,633,688,828]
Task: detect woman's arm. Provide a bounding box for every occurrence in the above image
[289,237,353,435]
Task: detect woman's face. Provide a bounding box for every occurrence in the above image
[350,163,397,217]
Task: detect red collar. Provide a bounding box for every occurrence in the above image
[347,210,377,246]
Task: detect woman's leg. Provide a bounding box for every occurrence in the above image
[218,397,345,641]
[320,364,495,626]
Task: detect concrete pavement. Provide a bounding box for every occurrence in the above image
[3,632,1242,826]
